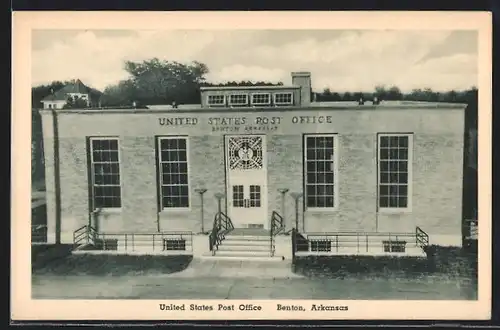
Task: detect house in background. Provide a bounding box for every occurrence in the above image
[41,79,102,109]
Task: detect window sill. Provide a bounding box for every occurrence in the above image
[92,208,122,214]
[378,208,412,214]
[305,207,339,214]
[159,208,192,215]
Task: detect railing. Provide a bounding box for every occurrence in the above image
[292,228,430,255]
[73,225,193,253]
[270,211,285,256]
[209,211,234,254]
[416,226,429,249]
[92,231,193,253]
[73,225,97,249]
[270,211,284,236]
[31,224,47,244]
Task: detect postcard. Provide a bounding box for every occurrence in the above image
[12,10,491,321]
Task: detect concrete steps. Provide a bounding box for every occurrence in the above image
[217,244,271,252]
[213,233,274,259]
[215,250,273,257]
[224,235,270,241]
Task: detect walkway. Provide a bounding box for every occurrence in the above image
[168,258,301,279]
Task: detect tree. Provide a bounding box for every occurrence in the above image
[342,92,352,101]
[101,80,139,107]
[374,85,388,101]
[386,86,402,100]
[63,95,88,109]
[123,58,209,105]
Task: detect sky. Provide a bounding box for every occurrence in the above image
[31,29,478,93]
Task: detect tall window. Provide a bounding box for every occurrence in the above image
[304,134,338,208]
[89,137,121,209]
[158,137,189,209]
[378,134,412,209]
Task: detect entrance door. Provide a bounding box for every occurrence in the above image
[225,135,267,229]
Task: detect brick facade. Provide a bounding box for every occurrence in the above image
[41,105,465,246]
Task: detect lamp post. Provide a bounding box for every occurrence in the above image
[195,188,207,233]
[278,188,289,230]
[289,192,303,231]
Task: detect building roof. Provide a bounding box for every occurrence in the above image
[42,100,468,114]
[42,79,102,102]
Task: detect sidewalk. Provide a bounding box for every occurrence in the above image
[169,258,302,279]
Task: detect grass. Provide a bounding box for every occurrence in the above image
[293,245,478,281]
[32,246,192,276]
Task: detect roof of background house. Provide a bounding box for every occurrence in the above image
[42,79,102,102]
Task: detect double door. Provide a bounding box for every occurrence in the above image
[225,135,267,228]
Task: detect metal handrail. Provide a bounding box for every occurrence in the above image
[292,229,430,253]
[73,225,194,252]
[270,211,284,236]
[416,226,429,249]
[209,211,234,254]
[270,211,285,257]
[93,231,193,252]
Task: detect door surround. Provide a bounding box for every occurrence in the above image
[224,134,268,229]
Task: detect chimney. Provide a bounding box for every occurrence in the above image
[292,72,311,106]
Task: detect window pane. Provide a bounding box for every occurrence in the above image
[398,161,407,172]
[325,197,334,207]
[380,172,389,183]
[179,174,188,184]
[380,137,389,148]
[379,196,388,208]
[399,148,408,160]
[398,197,407,208]
[316,196,326,208]
[380,160,389,171]
[179,196,189,208]
[399,185,408,197]
[389,136,398,148]
[178,150,187,161]
[306,137,315,148]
